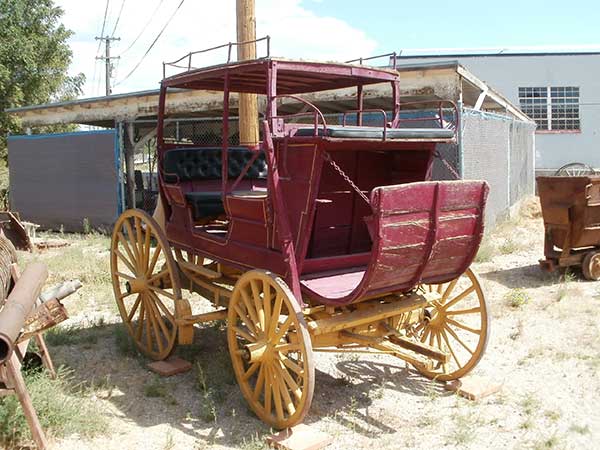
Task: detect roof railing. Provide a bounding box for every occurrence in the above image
[345,52,398,70]
[163,36,271,79]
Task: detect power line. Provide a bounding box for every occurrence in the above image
[110,0,127,37]
[96,0,111,55]
[115,0,186,86]
[117,0,165,56]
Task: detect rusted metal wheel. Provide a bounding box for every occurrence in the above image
[227,270,314,429]
[414,268,489,381]
[582,251,600,280]
[111,209,182,360]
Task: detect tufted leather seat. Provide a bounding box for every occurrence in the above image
[162,147,268,183]
[162,147,268,219]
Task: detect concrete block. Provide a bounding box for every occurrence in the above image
[147,357,192,377]
[266,424,333,450]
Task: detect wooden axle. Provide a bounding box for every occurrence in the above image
[306,291,436,336]
[176,309,228,326]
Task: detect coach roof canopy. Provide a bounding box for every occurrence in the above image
[161,57,398,95]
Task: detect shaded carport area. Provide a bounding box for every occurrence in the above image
[6,61,533,228]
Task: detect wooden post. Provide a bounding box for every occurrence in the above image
[236,0,259,147]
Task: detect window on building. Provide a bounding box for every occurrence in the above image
[518,86,580,131]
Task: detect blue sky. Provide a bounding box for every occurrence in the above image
[303,0,600,53]
[57,0,599,97]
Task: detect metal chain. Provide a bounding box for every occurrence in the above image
[433,150,461,180]
[323,151,371,205]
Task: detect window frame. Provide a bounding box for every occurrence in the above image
[518,86,580,133]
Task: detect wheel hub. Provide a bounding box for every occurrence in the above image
[243,341,270,363]
[126,276,148,294]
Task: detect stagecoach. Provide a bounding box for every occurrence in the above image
[110,48,490,429]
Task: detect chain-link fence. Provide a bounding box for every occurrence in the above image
[461,108,536,224]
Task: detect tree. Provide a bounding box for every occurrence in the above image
[0,0,85,160]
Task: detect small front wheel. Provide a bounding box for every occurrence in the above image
[415,268,489,381]
[582,251,600,281]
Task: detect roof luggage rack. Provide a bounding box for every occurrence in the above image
[163,36,271,79]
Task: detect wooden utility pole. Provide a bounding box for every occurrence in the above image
[236,0,259,146]
[95,36,121,96]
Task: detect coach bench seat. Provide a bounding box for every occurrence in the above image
[185,190,268,220]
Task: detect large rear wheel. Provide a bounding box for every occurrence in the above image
[414,268,489,381]
[227,270,314,429]
[111,209,183,360]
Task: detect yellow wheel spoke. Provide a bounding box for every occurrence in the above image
[440,329,461,367]
[123,220,141,265]
[126,295,142,322]
[234,326,256,343]
[444,324,474,355]
[446,318,481,335]
[446,306,481,316]
[146,294,171,343]
[420,327,431,344]
[115,248,137,274]
[135,301,145,341]
[275,343,300,354]
[249,280,265,331]
[252,364,266,400]
[276,361,302,400]
[272,316,294,344]
[233,302,258,335]
[242,362,260,381]
[147,291,175,324]
[276,367,296,416]
[269,294,284,336]
[146,245,163,277]
[147,284,176,300]
[240,288,261,331]
[116,271,135,282]
[117,232,138,268]
[281,355,304,376]
[263,281,271,332]
[264,365,272,416]
[272,370,285,421]
[444,285,476,310]
[441,279,458,302]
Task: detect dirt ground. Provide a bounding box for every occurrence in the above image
[18,198,600,449]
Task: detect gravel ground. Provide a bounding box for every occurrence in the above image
[23,199,600,450]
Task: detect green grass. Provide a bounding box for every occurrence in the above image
[505,288,531,308]
[499,237,520,255]
[0,366,106,448]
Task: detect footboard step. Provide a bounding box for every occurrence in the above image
[444,375,502,401]
[266,424,333,450]
[147,357,192,377]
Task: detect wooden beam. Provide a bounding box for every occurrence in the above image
[236,0,259,146]
[307,293,433,336]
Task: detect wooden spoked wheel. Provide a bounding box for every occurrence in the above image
[414,268,489,381]
[111,209,182,360]
[227,271,314,429]
[582,251,600,280]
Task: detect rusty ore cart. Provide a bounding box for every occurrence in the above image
[538,175,600,279]
[110,48,490,428]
